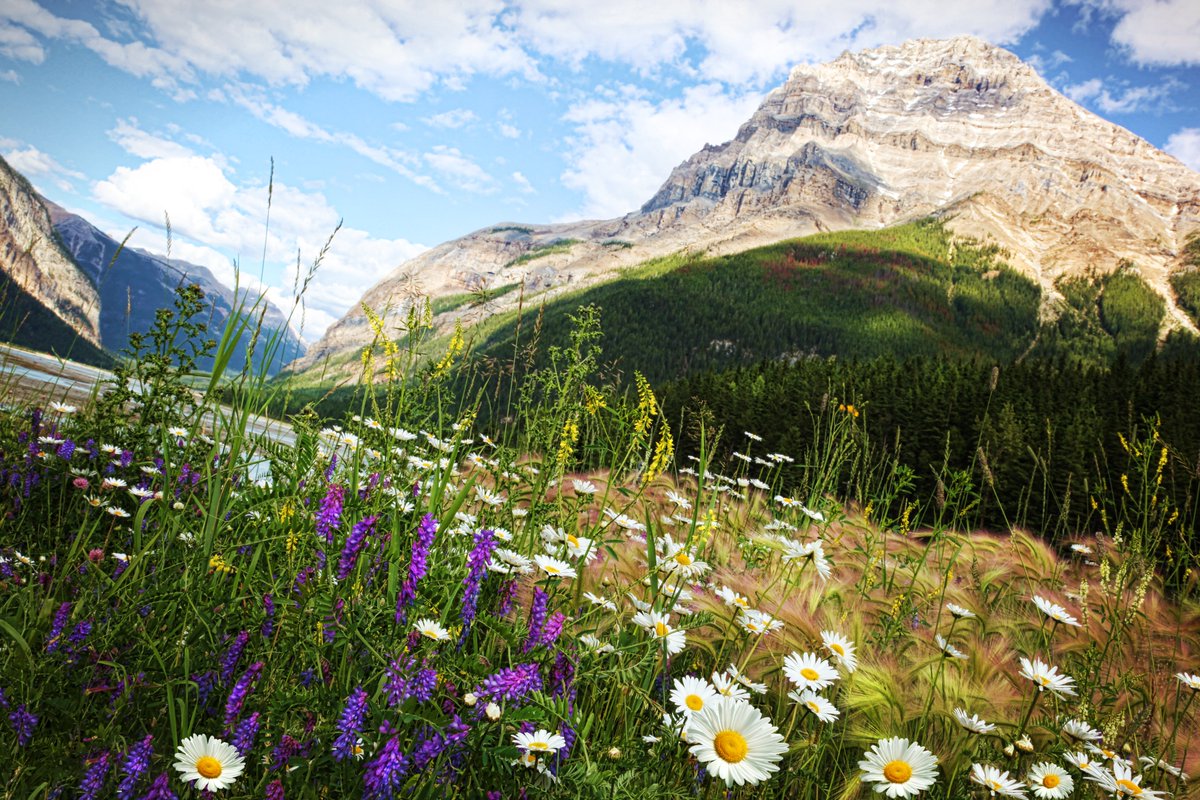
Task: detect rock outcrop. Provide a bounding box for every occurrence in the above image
[293,35,1200,375]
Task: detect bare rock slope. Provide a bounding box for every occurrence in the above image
[295,36,1200,373]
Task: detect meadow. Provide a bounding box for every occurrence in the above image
[0,282,1197,800]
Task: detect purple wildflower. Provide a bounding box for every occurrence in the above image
[231,711,261,757]
[496,579,518,617]
[221,630,250,684]
[332,687,370,762]
[266,779,285,800]
[384,656,437,706]
[57,439,76,459]
[193,670,217,713]
[540,612,567,648]
[69,619,93,646]
[9,703,37,745]
[261,594,275,639]
[549,650,577,712]
[522,587,549,653]
[459,528,497,642]
[337,514,378,580]
[46,601,71,653]
[224,661,264,727]
[324,454,338,482]
[139,773,177,800]
[395,514,437,624]
[315,483,345,544]
[269,735,300,772]
[116,735,154,800]
[476,663,542,705]
[362,734,409,800]
[79,752,111,800]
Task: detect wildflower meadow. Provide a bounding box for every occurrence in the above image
[0,285,1197,800]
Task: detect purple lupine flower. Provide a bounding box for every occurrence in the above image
[119,449,133,468]
[315,483,345,544]
[231,711,261,758]
[224,661,264,726]
[269,735,300,772]
[360,471,380,500]
[496,579,518,617]
[69,619,94,646]
[266,778,285,800]
[411,727,446,772]
[139,773,177,800]
[395,514,437,624]
[261,594,275,639]
[220,630,250,684]
[9,703,37,745]
[193,670,217,712]
[332,687,369,762]
[551,723,577,773]
[337,515,377,580]
[116,735,154,800]
[384,656,437,707]
[539,612,567,648]
[549,650,576,710]
[78,751,111,800]
[57,439,76,459]
[46,601,71,653]
[522,587,548,653]
[476,663,542,705]
[324,454,338,483]
[459,528,497,642]
[362,733,409,800]
[292,566,316,595]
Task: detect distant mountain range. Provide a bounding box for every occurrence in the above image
[288,35,1200,382]
[0,155,306,373]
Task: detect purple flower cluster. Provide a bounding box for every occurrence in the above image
[337,514,378,580]
[315,483,345,544]
[395,514,437,624]
[475,663,542,706]
[496,579,518,617]
[332,686,369,762]
[549,650,577,710]
[116,735,154,800]
[459,528,497,642]
[540,612,567,648]
[261,594,275,639]
[220,630,250,684]
[363,732,409,800]
[384,656,437,707]
[9,703,37,746]
[411,714,470,773]
[45,601,71,653]
[140,773,177,800]
[78,752,111,800]
[231,711,261,757]
[56,439,76,460]
[266,779,285,800]
[224,661,264,727]
[522,587,549,653]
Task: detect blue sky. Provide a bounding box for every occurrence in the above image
[1,0,1198,340]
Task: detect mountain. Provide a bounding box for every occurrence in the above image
[0,156,102,349]
[290,35,1200,377]
[46,202,307,375]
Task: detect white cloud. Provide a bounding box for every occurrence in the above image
[2,143,85,192]
[559,82,762,219]
[1063,76,1180,114]
[0,18,46,62]
[92,155,426,340]
[511,171,535,193]
[497,122,521,139]
[1069,0,1200,66]
[0,68,20,83]
[1165,128,1200,172]
[107,117,195,160]
[424,146,496,193]
[423,108,478,129]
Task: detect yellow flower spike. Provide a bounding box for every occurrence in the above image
[433,322,465,377]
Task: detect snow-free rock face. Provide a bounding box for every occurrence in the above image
[0,156,102,345]
[293,35,1200,375]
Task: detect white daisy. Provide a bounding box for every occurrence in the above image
[971,763,1028,798]
[1176,672,1200,691]
[953,708,996,734]
[1138,757,1189,782]
[1027,763,1074,799]
[789,690,840,723]
[474,486,505,506]
[49,401,77,414]
[946,603,976,619]
[1032,595,1081,628]
[1019,657,1077,698]
[936,635,967,660]
[738,609,783,636]
[710,671,751,702]
[631,611,686,655]
[1064,751,1096,772]
[173,734,245,792]
[859,737,940,798]
[715,585,751,610]
[821,630,858,672]
[782,652,838,692]
[1061,718,1102,743]
[685,697,788,787]
[1070,543,1094,555]
[670,675,718,716]
[512,729,567,754]
[1084,760,1166,798]
[571,479,598,495]
[583,591,618,612]
[413,618,450,641]
[533,554,577,579]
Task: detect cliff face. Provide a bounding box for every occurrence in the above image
[0,157,101,345]
[293,35,1200,375]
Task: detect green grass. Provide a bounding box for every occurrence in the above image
[506,238,582,268]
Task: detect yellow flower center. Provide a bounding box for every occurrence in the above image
[989,781,1003,790]
[567,535,579,547]
[655,621,669,637]
[685,694,704,711]
[883,760,913,783]
[196,756,223,779]
[830,643,845,656]
[806,700,821,713]
[1038,676,1051,686]
[544,564,560,574]
[713,730,748,763]
[800,668,820,681]
[1042,774,1061,789]
[530,740,549,751]
[421,627,439,639]
[1117,779,1142,795]
[675,553,693,566]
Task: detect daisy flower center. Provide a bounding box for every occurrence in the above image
[800,668,820,681]
[421,628,438,639]
[713,730,748,763]
[685,694,704,711]
[675,553,692,566]
[544,565,561,574]
[529,740,550,751]
[567,535,579,547]
[1116,779,1142,795]
[196,756,223,779]
[806,701,821,713]
[1042,775,1061,788]
[831,643,845,656]
[655,621,669,637]
[883,760,913,783]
